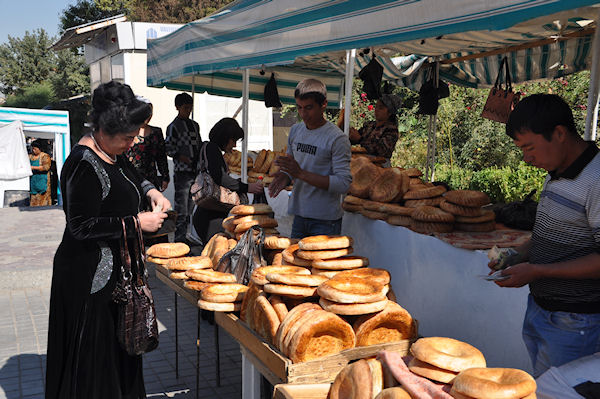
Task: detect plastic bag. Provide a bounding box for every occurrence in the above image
[215,225,266,284]
[494,190,538,231]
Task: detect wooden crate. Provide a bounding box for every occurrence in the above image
[215,312,414,385]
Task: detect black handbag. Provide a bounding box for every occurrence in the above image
[112,216,159,356]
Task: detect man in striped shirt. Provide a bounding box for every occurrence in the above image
[491,94,600,377]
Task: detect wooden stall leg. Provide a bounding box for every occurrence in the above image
[215,323,221,387]
[241,349,261,399]
[174,292,179,379]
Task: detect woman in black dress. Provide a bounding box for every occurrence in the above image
[192,118,263,245]
[45,81,170,399]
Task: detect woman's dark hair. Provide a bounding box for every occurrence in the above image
[89,81,150,135]
[209,118,244,150]
[506,94,578,141]
[31,140,43,149]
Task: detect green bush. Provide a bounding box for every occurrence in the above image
[435,162,546,204]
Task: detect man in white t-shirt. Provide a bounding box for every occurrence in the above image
[268,79,351,238]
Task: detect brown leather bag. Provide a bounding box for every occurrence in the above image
[112,216,159,356]
[481,57,520,123]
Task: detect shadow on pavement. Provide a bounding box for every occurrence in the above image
[0,353,46,398]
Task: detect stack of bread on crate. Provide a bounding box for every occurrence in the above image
[240,234,417,363]
[328,336,536,399]
[343,156,495,234]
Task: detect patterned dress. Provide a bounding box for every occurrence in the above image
[357,120,399,159]
[126,126,169,189]
[29,152,52,206]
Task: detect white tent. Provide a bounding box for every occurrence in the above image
[0,107,71,206]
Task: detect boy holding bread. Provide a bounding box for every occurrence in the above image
[268,78,351,238]
[490,94,600,377]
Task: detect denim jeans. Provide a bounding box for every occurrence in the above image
[173,171,196,242]
[290,215,342,239]
[523,294,600,377]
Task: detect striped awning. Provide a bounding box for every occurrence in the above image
[147,0,600,97]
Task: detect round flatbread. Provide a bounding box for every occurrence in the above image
[184,280,213,291]
[166,256,212,271]
[263,283,318,299]
[298,235,353,251]
[386,215,412,227]
[265,272,328,287]
[230,203,273,215]
[282,244,313,266]
[251,265,310,286]
[310,267,343,278]
[369,168,408,203]
[443,190,491,208]
[403,185,446,200]
[353,301,416,346]
[317,277,387,304]
[197,300,241,312]
[320,297,389,315]
[454,210,495,223]
[333,268,391,286]
[411,206,455,223]
[264,236,299,250]
[296,247,353,260]
[361,209,388,220]
[311,256,369,270]
[410,220,454,234]
[185,269,237,283]
[201,283,248,303]
[146,242,190,258]
[404,197,444,208]
[410,337,486,372]
[439,199,485,217]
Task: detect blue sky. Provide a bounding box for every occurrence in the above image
[0,0,75,44]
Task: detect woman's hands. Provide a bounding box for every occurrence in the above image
[138,211,167,232]
[146,188,172,212]
[349,127,361,143]
[248,182,264,194]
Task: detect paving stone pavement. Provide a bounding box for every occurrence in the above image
[0,207,243,398]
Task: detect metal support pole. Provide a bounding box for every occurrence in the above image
[196,309,200,399]
[343,49,356,136]
[215,324,221,387]
[584,9,600,141]
[241,69,250,183]
[191,75,196,119]
[174,293,179,379]
[425,61,440,181]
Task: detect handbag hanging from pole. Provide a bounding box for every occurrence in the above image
[191,142,248,212]
[112,216,159,356]
[481,57,521,123]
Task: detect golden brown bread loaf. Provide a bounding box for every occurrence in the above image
[251,265,310,286]
[298,235,353,250]
[147,242,190,258]
[410,337,486,372]
[319,297,389,315]
[287,310,355,362]
[439,199,485,217]
[353,301,416,346]
[369,168,408,203]
[328,359,372,399]
[311,255,369,270]
[452,367,536,399]
[296,247,353,260]
[411,205,455,223]
[201,283,248,303]
[443,190,491,208]
[275,303,322,353]
[349,161,381,198]
[333,268,391,286]
[403,185,446,200]
[317,277,387,304]
[407,357,459,384]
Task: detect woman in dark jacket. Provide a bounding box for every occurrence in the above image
[192,118,263,245]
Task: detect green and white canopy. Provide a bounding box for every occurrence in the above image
[147,0,599,94]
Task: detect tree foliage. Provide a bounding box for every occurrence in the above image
[126,0,234,23]
[0,30,56,95]
[60,0,122,32]
[4,82,56,109]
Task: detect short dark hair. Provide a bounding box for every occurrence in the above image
[209,118,244,150]
[89,81,148,136]
[506,94,578,141]
[175,93,193,107]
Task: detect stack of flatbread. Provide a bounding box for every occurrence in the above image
[146,243,193,279]
[294,235,354,264]
[183,268,246,312]
[222,204,279,240]
[317,268,392,316]
[201,233,237,267]
[246,149,285,184]
[164,256,213,280]
[440,190,495,232]
[224,150,254,174]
